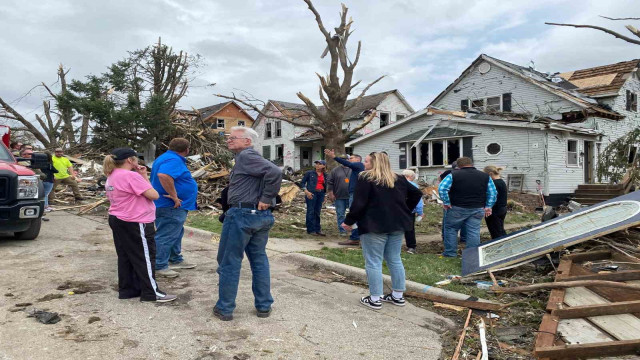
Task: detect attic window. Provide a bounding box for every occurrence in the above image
[486,97,501,111]
[627,90,638,112]
[217,118,225,128]
[468,96,502,112]
[397,113,406,120]
[237,120,245,127]
[380,112,390,127]
[471,99,484,110]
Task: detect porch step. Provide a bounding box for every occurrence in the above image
[572,193,622,200]
[576,184,624,191]
[574,189,624,196]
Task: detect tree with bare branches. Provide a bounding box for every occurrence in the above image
[546,16,640,45]
[0,64,75,148]
[218,1,384,160]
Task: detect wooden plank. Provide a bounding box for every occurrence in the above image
[564,287,640,340]
[535,314,560,350]
[570,265,640,302]
[564,270,640,282]
[563,250,612,262]
[546,289,566,311]
[404,291,501,311]
[553,300,640,319]
[556,259,573,280]
[535,339,640,358]
[557,318,614,344]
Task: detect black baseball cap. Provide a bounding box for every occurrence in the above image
[111,148,138,161]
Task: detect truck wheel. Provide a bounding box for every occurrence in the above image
[14,218,42,240]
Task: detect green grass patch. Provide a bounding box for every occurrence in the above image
[304,247,492,298]
[185,213,223,233]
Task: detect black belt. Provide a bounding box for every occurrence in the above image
[230,202,258,209]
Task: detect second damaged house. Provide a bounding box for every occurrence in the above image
[347,55,640,205]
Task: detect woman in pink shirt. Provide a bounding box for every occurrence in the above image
[103,148,177,303]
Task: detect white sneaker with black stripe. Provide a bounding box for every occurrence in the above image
[381,293,406,306]
[360,295,382,310]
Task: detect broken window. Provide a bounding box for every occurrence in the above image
[567,140,578,166]
[275,121,282,137]
[486,96,501,112]
[627,90,638,112]
[486,143,502,155]
[217,118,225,129]
[265,122,272,139]
[432,141,444,166]
[420,143,430,166]
[380,112,390,127]
[447,139,460,164]
[471,99,484,111]
[237,120,245,127]
[275,144,284,165]
[629,145,637,164]
[461,99,469,111]
[410,146,417,167]
[262,145,271,160]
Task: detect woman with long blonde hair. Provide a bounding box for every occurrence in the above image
[104,148,177,303]
[483,165,508,239]
[342,152,423,309]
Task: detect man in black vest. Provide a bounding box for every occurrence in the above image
[438,157,497,257]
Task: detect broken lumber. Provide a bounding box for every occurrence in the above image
[535,339,640,358]
[491,280,640,293]
[78,199,108,215]
[405,291,502,311]
[551,300,640,319]
[451,309,472,360]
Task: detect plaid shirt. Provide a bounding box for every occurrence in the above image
[438,173,497,208]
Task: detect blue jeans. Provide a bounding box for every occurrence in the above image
[443,206,484,257]
[442,208,467,243]
[154,207,188,270]
[348,193,360,240]
[305,191,325,233]
[361,231,406,296]
[334,198,349,233]
[43,182,53,208]
[216,207,275,315]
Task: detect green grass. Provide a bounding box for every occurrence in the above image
[415,204,539,235]
[185,213,223,233]
[304,246,492,298]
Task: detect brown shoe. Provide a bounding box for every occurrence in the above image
[338,240,360,246]
[315,232,327,237]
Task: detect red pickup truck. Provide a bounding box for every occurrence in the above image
[0,142,46,240]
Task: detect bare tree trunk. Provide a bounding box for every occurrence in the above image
[58,65,76,146]
[0,96,50,147]
[79,114,90,144]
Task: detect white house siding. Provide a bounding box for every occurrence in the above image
[545,131,599,193]
[433,61,582,117]
[342,92,414,135]
[253,106,298,170]
[595,75,640,147]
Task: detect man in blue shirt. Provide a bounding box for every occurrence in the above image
[324,149,364,245]
[151,138,199,278]
[438,157,497,257]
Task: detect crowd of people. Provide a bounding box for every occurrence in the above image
[17,126,508,316]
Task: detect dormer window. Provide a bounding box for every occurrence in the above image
[461,93,511,112]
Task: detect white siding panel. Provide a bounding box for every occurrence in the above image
[433,61,582,117]
[343,92,414,135]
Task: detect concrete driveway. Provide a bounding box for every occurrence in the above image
[0,212,451,359]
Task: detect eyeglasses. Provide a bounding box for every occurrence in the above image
[226,136,247,141]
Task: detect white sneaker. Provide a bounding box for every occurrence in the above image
[44,207,53,212]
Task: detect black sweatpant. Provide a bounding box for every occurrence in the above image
[109,215,161,301]
[404,215,417,249]
[485,206,507,240]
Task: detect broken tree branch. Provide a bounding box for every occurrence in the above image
[545,22,640,45]
[600,16,640,21]
[452,310,473,360]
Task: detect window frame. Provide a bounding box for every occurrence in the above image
[216,118,225,129]
[467,95,503,112]
[275,121,282,138]
[379,112,390,128]
[396,113,407,121]
[405,137,464,168]
[265,122,272,139]
[566,139,579,167]
[237,120,245,127]
[485,142,503,156]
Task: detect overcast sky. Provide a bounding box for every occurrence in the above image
[1,0,639,122]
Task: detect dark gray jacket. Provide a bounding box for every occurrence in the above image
[327,166,351,199]
[228,147,282,205]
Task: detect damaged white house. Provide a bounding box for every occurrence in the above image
[253,90,414,172]
[346,55,640,205]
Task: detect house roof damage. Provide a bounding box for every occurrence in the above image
[559,59,640,97]
[393,127,480,143]
[429,54,624,121]
[263,89,413,125]
[175,101,254,122]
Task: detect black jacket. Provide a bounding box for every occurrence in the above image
[344,175,423,235]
